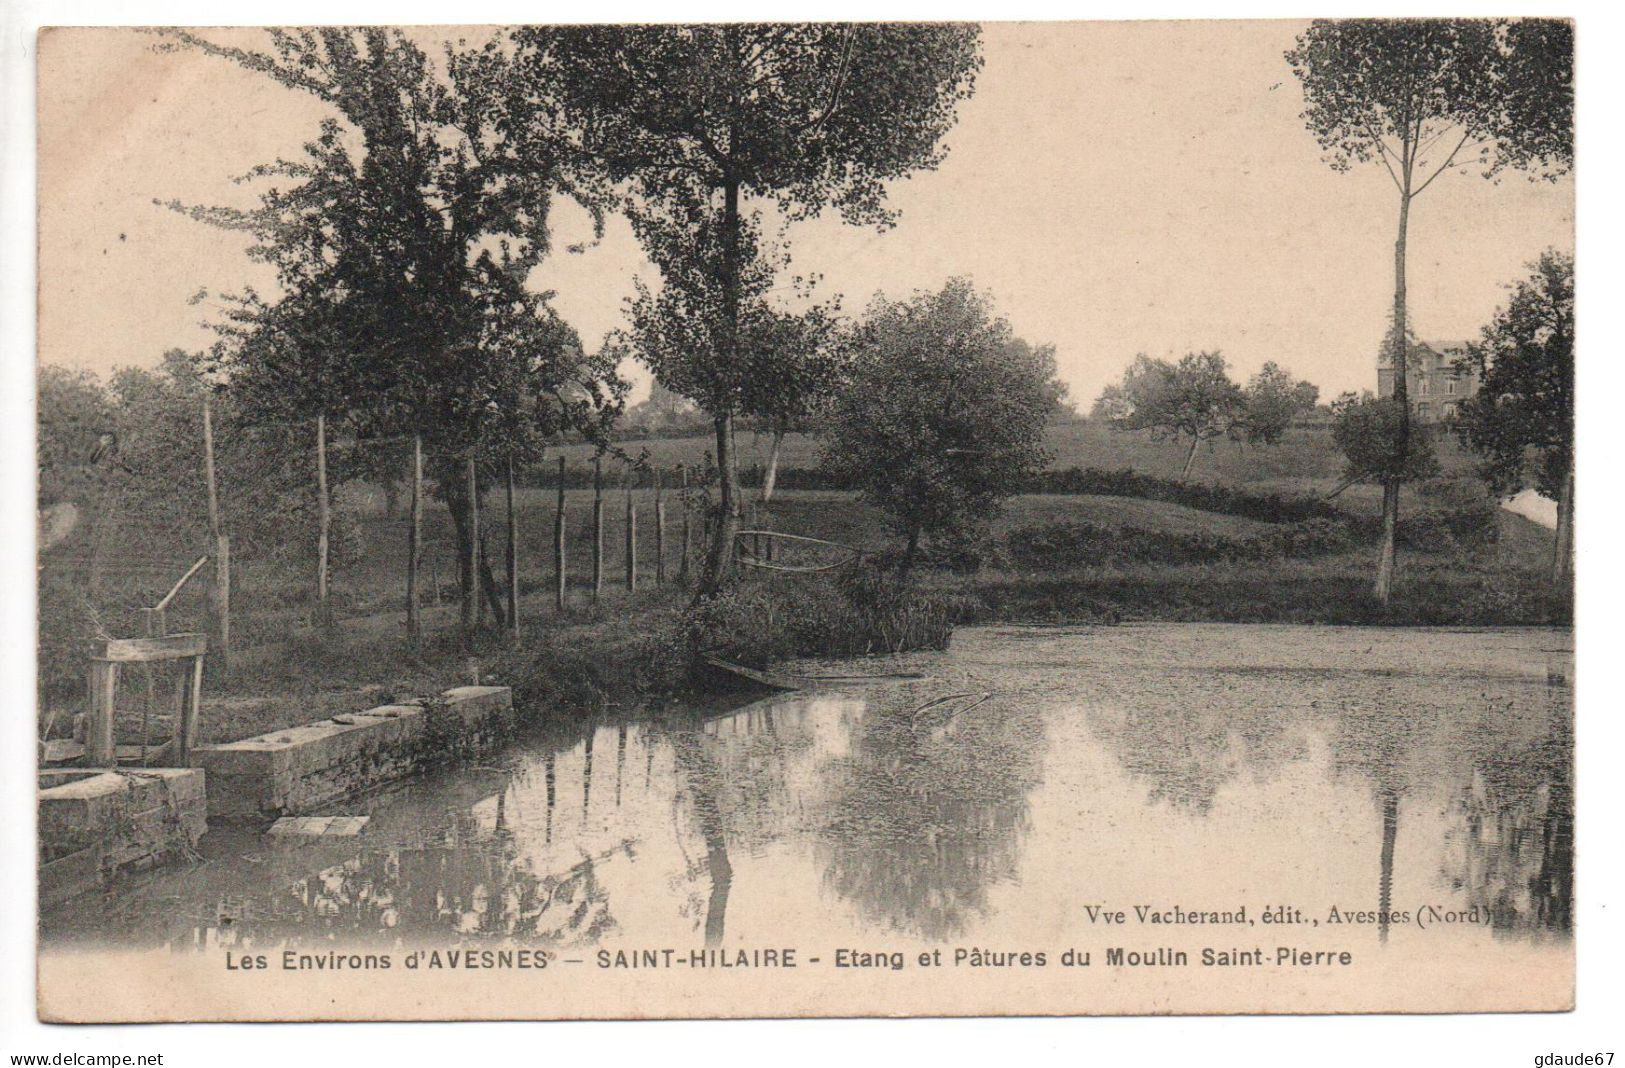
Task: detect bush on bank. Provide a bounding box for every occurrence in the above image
[685,565,961,668]
[1005,499,1501,570]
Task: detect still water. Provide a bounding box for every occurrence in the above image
[41,624,1572,970]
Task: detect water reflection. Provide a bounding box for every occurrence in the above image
[1440,694,1573,937]
[40,626,1573,960]
[814,692,1042,941]
[666,730,733,946]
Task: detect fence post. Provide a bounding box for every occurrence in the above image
[506,454,520,643]
[464,453,480,639]
[654,467,666,586]
[315,412,331,628]
[407,433,423,646]
[201,395,230,673]
[214,535,230,671]
[554,455,567,611]
[625,467,638,592]
[592,454,604,602]
[678,464,691,584]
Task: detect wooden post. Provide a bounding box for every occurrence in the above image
[214,535,230,672]
[406,433,423,646]
[85,659,118,767]
[592,454,604,602]
[678,464,691,584]
[202,395,221,538]
[315,412,330,626]
[139,609,162,766]
[506,455,520,642]
[554,456,567,611]
[625,469,638,592]
[201,395,230,672]
[655,467,666,586]
[465,454,480,636]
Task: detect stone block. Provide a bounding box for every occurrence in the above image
[191,688,509,820]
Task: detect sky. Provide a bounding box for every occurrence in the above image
[36,22,1575,410]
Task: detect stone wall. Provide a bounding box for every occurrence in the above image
[38,767,207,907]
[190,686,514,821]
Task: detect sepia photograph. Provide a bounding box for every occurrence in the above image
[19,13,1590,1030]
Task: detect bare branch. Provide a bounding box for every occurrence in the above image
[1410,128,1475,199]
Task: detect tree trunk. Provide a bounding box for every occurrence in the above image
[554,455,566,612]
[592,454,604,602]
[1373,476,1399,604]
[505,455,520,640]
[1181,435,1201,478]
[315,412,331,628]
[443,468,507,637]
[1552,465,1574,585]
[761,428,785,503]
[461,455,479,637]
[406,434,423,646]
[899,524,922,578]
[699,171,743,597]
[479,526,506,630]
[1378,180,1413,605]
[701,414,742,596]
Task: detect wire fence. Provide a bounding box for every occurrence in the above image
[38,408,771,712]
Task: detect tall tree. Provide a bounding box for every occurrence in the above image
[519,24,982,594]
[1094,352,1249,478]
[821,279,1056,574]
[161,28,626,627]
[1287,18,1573,602]
[1455,250,1574,583]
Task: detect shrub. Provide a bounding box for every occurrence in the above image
[1020,467,1345,522]
[686,567,960,667]
[1005,517,1357,569]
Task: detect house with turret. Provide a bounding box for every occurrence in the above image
[1377,338,1479,422]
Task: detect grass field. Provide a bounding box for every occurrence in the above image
[40,419,1566,746]
[85,418,1554,671]
[549,419,1485,493]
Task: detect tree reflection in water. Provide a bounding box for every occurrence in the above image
[813,693,1043,941]
[1440,692,1572,937]
[665,729,733,946]
[1326,680,1573,944]
[1084,680,1306,814]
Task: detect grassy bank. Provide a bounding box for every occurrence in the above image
[181,565,960,744]
[47,421,1569,751]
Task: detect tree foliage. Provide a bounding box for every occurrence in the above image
[160,28,627,474]
[1287,19,1571,188]
[1455,250,1573,498]
[516,23,982,591]
[1096,353,1246,448]
[1094,352,1315,476]
[517,24,983,230]
[1243,362,1320,446]
[820,280,1057,570]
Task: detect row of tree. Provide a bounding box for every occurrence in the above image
[1092,353,1320,477]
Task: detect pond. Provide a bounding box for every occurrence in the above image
[39,623,1573,1015]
